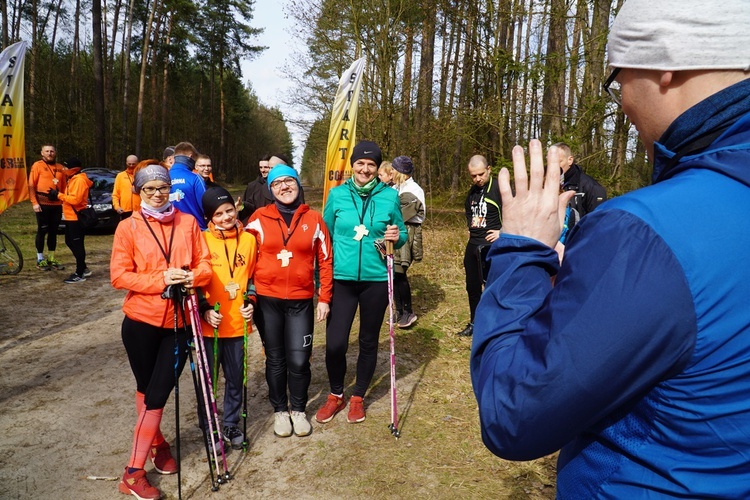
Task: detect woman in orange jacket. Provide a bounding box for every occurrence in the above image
[45,157,93,283]
[245,165,333,438]
[110,161,212,500]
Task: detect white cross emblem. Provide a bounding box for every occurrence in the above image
[353,224,369,241]
[277,249,293,267]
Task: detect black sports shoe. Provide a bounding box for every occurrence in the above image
[223,425,244,450]
[456,323,473,337]
[63,273,86,284]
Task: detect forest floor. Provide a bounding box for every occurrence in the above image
[0,186,556,499]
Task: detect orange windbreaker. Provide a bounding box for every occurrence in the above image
[112,169,141,212]
[58,169,93,221]
[110,209,212,328]
[245,204,333,303]
[200,222,257,338]
[28,160,66,206]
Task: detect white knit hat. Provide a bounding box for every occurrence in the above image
[608,0,750,71]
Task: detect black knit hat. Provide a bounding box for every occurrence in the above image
[64,157,83,169]
[202,187,234,221]
[350,140,382,167]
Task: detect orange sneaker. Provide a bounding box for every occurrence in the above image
[119,468,161,499]
[150,441,177,475]
[315,394,346,423]
[347,396,366,423]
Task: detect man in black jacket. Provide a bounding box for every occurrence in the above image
[552,142,607,218]
[239,154,272,223]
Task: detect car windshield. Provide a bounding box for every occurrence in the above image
[86,170,116,192]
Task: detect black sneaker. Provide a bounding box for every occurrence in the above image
[456,323,473,337]
[223,425,244,450]
[82,268,93,278]
[63,273,86,284]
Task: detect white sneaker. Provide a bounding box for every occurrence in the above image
[290,411,312,437]
[273,411,292,437]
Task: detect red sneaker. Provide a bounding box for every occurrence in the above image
[315,394,346,423]
[119,468,161,499]
[347,396,366,423]
[150,441,177,475]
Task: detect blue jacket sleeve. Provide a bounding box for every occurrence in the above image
[470,209,696,461]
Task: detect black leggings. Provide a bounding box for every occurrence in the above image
[254,296,314,412]
[121,316,189,410]
[464,242,491,323]
[35,204,62,253]
[325,280,388,398]
[394,270,412,314]
[64,220,86,275]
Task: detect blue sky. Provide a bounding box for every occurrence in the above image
[240,1,306,164]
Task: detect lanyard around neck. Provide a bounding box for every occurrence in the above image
[220,229,240,279]
[143,216,176,266]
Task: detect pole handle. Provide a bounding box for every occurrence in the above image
[386,240,393,256]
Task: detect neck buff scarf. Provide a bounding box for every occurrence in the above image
[140,201,176,223]
[351,177,378,196]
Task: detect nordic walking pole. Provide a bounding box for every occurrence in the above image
[386,240,400,438]
[178,295,219,492]
[212,302,221,398]
[242,292,250,451]
[168,285,183,499]
[186,289,232,482]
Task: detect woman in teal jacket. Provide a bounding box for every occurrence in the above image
[316,141,407,425]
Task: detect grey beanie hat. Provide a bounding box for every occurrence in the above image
[134,164,171,193]
[608,0,750,71]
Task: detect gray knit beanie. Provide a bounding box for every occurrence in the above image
[608,0,750,71]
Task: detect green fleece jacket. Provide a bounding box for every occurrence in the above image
[323,178,407,281]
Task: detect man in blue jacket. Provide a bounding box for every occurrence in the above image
[169,141,207,230]
[471,0,750,497]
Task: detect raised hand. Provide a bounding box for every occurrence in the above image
[497,140,575,248]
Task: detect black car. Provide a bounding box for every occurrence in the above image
[59,167,120,233]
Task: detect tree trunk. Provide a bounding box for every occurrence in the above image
[416,0,435,189]
[540,0,566,141]
[161,13,172,146]
[400,25,413,133]
[92,0,106,165]
[135,0,160,157]
[450,9,475,193]
[121,0,135,156]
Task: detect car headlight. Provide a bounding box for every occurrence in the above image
[93,203,113,212]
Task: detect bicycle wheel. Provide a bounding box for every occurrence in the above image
[0,230,23,275]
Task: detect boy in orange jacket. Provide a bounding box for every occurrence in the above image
[198,187,257,449]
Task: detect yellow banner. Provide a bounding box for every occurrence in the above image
[0,41,28,214]
[322,57,366,208]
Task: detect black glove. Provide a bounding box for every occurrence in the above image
[46,188,59,201]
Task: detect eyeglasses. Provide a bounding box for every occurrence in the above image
[141,185,171,195]
[603,68,621,105]
[270,177,296,189]
[196,164,212,169]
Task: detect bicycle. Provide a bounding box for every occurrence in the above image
[0,188,24,275]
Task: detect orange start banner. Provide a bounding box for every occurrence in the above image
[0,41,29,214]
